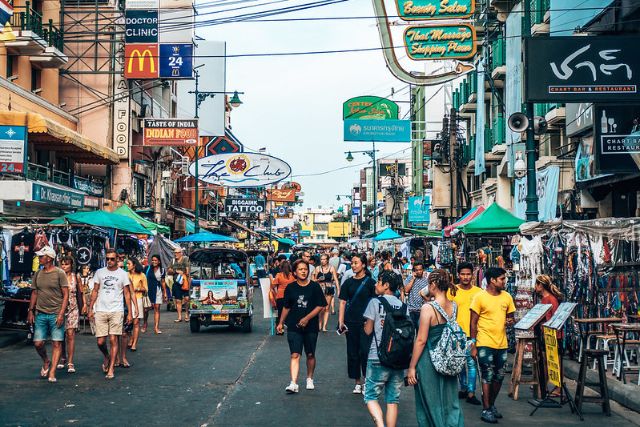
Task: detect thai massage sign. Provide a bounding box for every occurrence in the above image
[396,0,474,21]
[404,24,476,60]
[190,153,292,187]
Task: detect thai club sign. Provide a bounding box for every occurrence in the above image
[525,36,640,102]
[143,118,198,146]
[190,153,292,187]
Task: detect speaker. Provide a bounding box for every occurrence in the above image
[508,113,528,132]
[533,116,548,135]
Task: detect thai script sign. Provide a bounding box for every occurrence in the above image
[343,119,411,142]
[190,153,292,187]
[343,96,399,120]
[143,118,198,146]
[395,0,475,21]
[404,24,476,60]
[408,195,430,225]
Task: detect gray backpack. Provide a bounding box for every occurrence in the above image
[427,301,467,376]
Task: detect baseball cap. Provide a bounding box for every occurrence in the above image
[35,246,56,259]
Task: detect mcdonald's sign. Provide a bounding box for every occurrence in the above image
[124,44,159,79]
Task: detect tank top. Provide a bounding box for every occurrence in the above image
[316,267,333,284]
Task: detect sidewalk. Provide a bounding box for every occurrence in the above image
[0,330,26,349]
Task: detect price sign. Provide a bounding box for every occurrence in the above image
[514,304,552,331]
[543,326,562,387]
[544,302,578,330]
[159,43,193,78]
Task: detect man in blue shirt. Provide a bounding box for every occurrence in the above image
[255,253,266,279]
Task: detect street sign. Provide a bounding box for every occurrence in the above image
[395,0,474,21]
[0,126,26,174]
[124,43,158,79]
[143,119,198,146]
[344,119,411,142]
[404,24,476,60]
[159,43,193,78]
[125,10,158,43]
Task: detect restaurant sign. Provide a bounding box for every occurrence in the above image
[594,104,640,174]
[343,96,399,120]
[32,183,85,208]
[143,118,198,146]
[190,153,292,187]
[396,0,475,21]
[267,188,296,202]
[404,24,476,60]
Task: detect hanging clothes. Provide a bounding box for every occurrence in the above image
[10,230,35,273]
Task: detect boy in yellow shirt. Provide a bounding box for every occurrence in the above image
[470,267,515,424]
[448,262,482,405]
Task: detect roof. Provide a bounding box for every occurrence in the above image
[49,210,151,234]
[458,202,525,235]
[114,204,170,235]
[373,228,401,241]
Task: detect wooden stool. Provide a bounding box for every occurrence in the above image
[509,335,541,400]
[575,349,611,416]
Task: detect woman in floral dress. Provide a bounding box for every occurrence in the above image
[61,256,80,373]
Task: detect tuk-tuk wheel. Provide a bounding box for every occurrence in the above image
[241,317,252,333]
[189,317,200,333]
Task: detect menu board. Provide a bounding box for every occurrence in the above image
[544,302,578,330]
[514,304,552,331]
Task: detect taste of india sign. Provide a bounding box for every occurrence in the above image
[404,24,476,61]
[396,0,475,21]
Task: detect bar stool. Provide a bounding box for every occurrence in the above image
[575,349,611,416]
[592,334,616,371]
[509,335,540,401]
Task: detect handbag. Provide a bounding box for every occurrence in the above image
[176,273,190,291]
[142,294,152,309]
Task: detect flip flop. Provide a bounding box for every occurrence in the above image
[122,362,131,368]
[155,330,162,334]
[48,377,58,383]
[174,319,182,323]
[105,373,115,380]
[130,347,137,352]
[67,364,76,373]
[102,363,109,373]
[40,366,50,378]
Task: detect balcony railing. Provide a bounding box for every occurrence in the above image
[530,0,550,25]
[491,38,506,68]
[27,162,48,181]
[11,2,64,51]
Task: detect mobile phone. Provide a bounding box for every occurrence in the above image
[336,324,348,335]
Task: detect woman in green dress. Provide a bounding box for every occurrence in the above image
[407,269,464,427]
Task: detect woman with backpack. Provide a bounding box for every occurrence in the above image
[407,269,464,427]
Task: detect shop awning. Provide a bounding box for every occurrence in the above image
[396,227,443,238]
[175,231,238,243]
[458,202,525,235]
[444,206,485,237]
[373,228,402,241]
[114,204,170,235]
[0,111,119,165]
[50,210,151,235]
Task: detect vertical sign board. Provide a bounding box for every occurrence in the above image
[408,195,431,225]
[0,126,27,174]
[543,326,562,388]
[594,105,640,174]
[113,32,130,159]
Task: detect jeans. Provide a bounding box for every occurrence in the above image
[363,360,404,404]
[477,347,508,384]
[345,322,370,380]
[409,311,421,331]
[458,348,478,394]
[33,312,65,342]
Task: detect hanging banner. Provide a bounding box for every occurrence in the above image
[543,326,562,388]
[474,61,486,176]
[594,104,640,174]
[404,24,476,61]
[343,96,399,120]
[514,166,560,221]
[0,125,26,174]
[566,103,594,137]
[143,118,198,146]
[408,195,430,225]
[344,119,411,142]
[190,153,292,187]
[395,0,475,21]
[525,36,640,103]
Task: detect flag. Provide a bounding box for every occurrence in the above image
[0,0,13,27]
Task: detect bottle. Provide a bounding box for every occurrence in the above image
[601,110,608,134]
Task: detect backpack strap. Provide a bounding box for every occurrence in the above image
[429,301,452,323]
[378,296,405,316]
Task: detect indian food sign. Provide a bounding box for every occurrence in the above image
[404,24,476,60]
[143,119,198,146]
[396,0,475,21]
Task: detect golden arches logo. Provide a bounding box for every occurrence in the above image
[127,49,156,73]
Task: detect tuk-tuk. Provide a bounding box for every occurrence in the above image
[188,248,253,333]
[245,248,269,287]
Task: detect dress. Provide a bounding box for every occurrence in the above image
[414,323,464,427]
[65,274,80,330]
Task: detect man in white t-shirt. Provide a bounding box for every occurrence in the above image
[88,248,133,380]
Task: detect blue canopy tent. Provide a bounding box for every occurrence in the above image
[175,231,239,243]
[373,228,401,241]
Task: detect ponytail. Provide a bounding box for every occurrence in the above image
[536,274,563,301]
[429,268,455,296]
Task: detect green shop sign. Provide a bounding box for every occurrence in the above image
[343,96,400,120]
[32,183,85,208]
[404,24,476,60]
[396,0,474,21]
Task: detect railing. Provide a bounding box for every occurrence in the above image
[52,168,71,186]
[492,38,506,68]
[27,162,48,181]
[530,0,550,25]
[10,2,64,51]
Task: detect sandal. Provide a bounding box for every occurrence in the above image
[40,366,50,378]
[101,363,109,373]
[174,319,182,323]
[105,373,115,380]
[130,347,137,352]
[67,364,76,373]
[141,327,147,333]
[48,377,58,383]
[122,362,131,368]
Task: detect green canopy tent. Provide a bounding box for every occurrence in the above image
[458,202,525,235]
[49,210,151,235]
[396,227,443,238]
[373,228,402,241]
[114,204,170,235]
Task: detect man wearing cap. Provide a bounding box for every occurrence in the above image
[27,246,69,383]
[168,247,190,323]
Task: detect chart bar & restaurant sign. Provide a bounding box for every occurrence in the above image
[404,24,476,60]
[143,119,198,146]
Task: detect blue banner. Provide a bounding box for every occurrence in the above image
[344,119,411,142]
[408,195,430,225]
[514,166,560,221]
[474,60,486,176]
[159,43,193,79]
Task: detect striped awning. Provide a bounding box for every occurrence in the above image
[444,206,485,237]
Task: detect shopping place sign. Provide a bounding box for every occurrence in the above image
[190,153,292,187]
[525,36,640,103]
[404,24,476,60]
[395,0,474,20]
[344,119,411,142]
[342,96,399,120]
[143,118,198,146]
[0,125,27,174]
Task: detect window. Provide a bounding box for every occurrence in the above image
[6,55,16,79]
[31,67,42,94]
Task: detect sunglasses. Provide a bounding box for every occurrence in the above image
[106,257,117,261]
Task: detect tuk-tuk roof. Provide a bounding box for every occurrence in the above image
[190,248,248,265]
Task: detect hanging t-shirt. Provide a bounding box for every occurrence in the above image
[339,275,375,323]
[283,281,326,333]
[11,231,36,273]
[93,267,131,313]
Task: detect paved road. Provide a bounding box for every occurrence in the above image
[0,293,638,426]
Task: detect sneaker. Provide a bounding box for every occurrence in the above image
[480,409,498,424]
[285,382,299,394]
[306,378,315,390]
[466,395,482,405]
[458,391,467,399]
[352,384,362,394]
[490,406,503,419]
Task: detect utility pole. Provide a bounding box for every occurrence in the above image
[449,107,458,219]
[372,141,377,235]
[522,1,539,221]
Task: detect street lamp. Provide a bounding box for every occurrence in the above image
[188,66,244,233]
[344,147,380,235]
[336,194,352,201]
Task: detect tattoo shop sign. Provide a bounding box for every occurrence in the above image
[525,36,640,103]
[189,153,292,188]
[224,197,265,217]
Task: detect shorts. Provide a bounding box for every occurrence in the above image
[257,269,267,279]
[324,285,336,296]
[477,347,508,384]
[364,360,404,404]
[134,297,145,319]
[172,283,189,300]
[94,311,124,337]
[33,312,65,342]
[287,330,318,356]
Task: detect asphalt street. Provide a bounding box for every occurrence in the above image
[1,292,638,427]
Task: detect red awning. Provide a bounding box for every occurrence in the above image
[444,206,485,237]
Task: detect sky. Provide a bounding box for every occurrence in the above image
[197,0,447,209]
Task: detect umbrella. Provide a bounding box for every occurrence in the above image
[373,228,401,241]
[113,204,170,234]
[174,231,239,243]
[50,210,151,235]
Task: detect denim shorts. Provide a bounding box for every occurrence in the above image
[477,347,508,384]
[363,360,404,404]
[33,312,65,342]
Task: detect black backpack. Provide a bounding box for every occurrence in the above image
[374,297,415,370]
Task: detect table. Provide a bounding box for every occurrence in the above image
[573,317,622,362]
[610,323,640,384]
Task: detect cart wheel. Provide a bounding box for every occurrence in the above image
[189,317,200,333]
[241,317,252,333]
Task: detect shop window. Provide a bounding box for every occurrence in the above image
[31,68,42,94]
